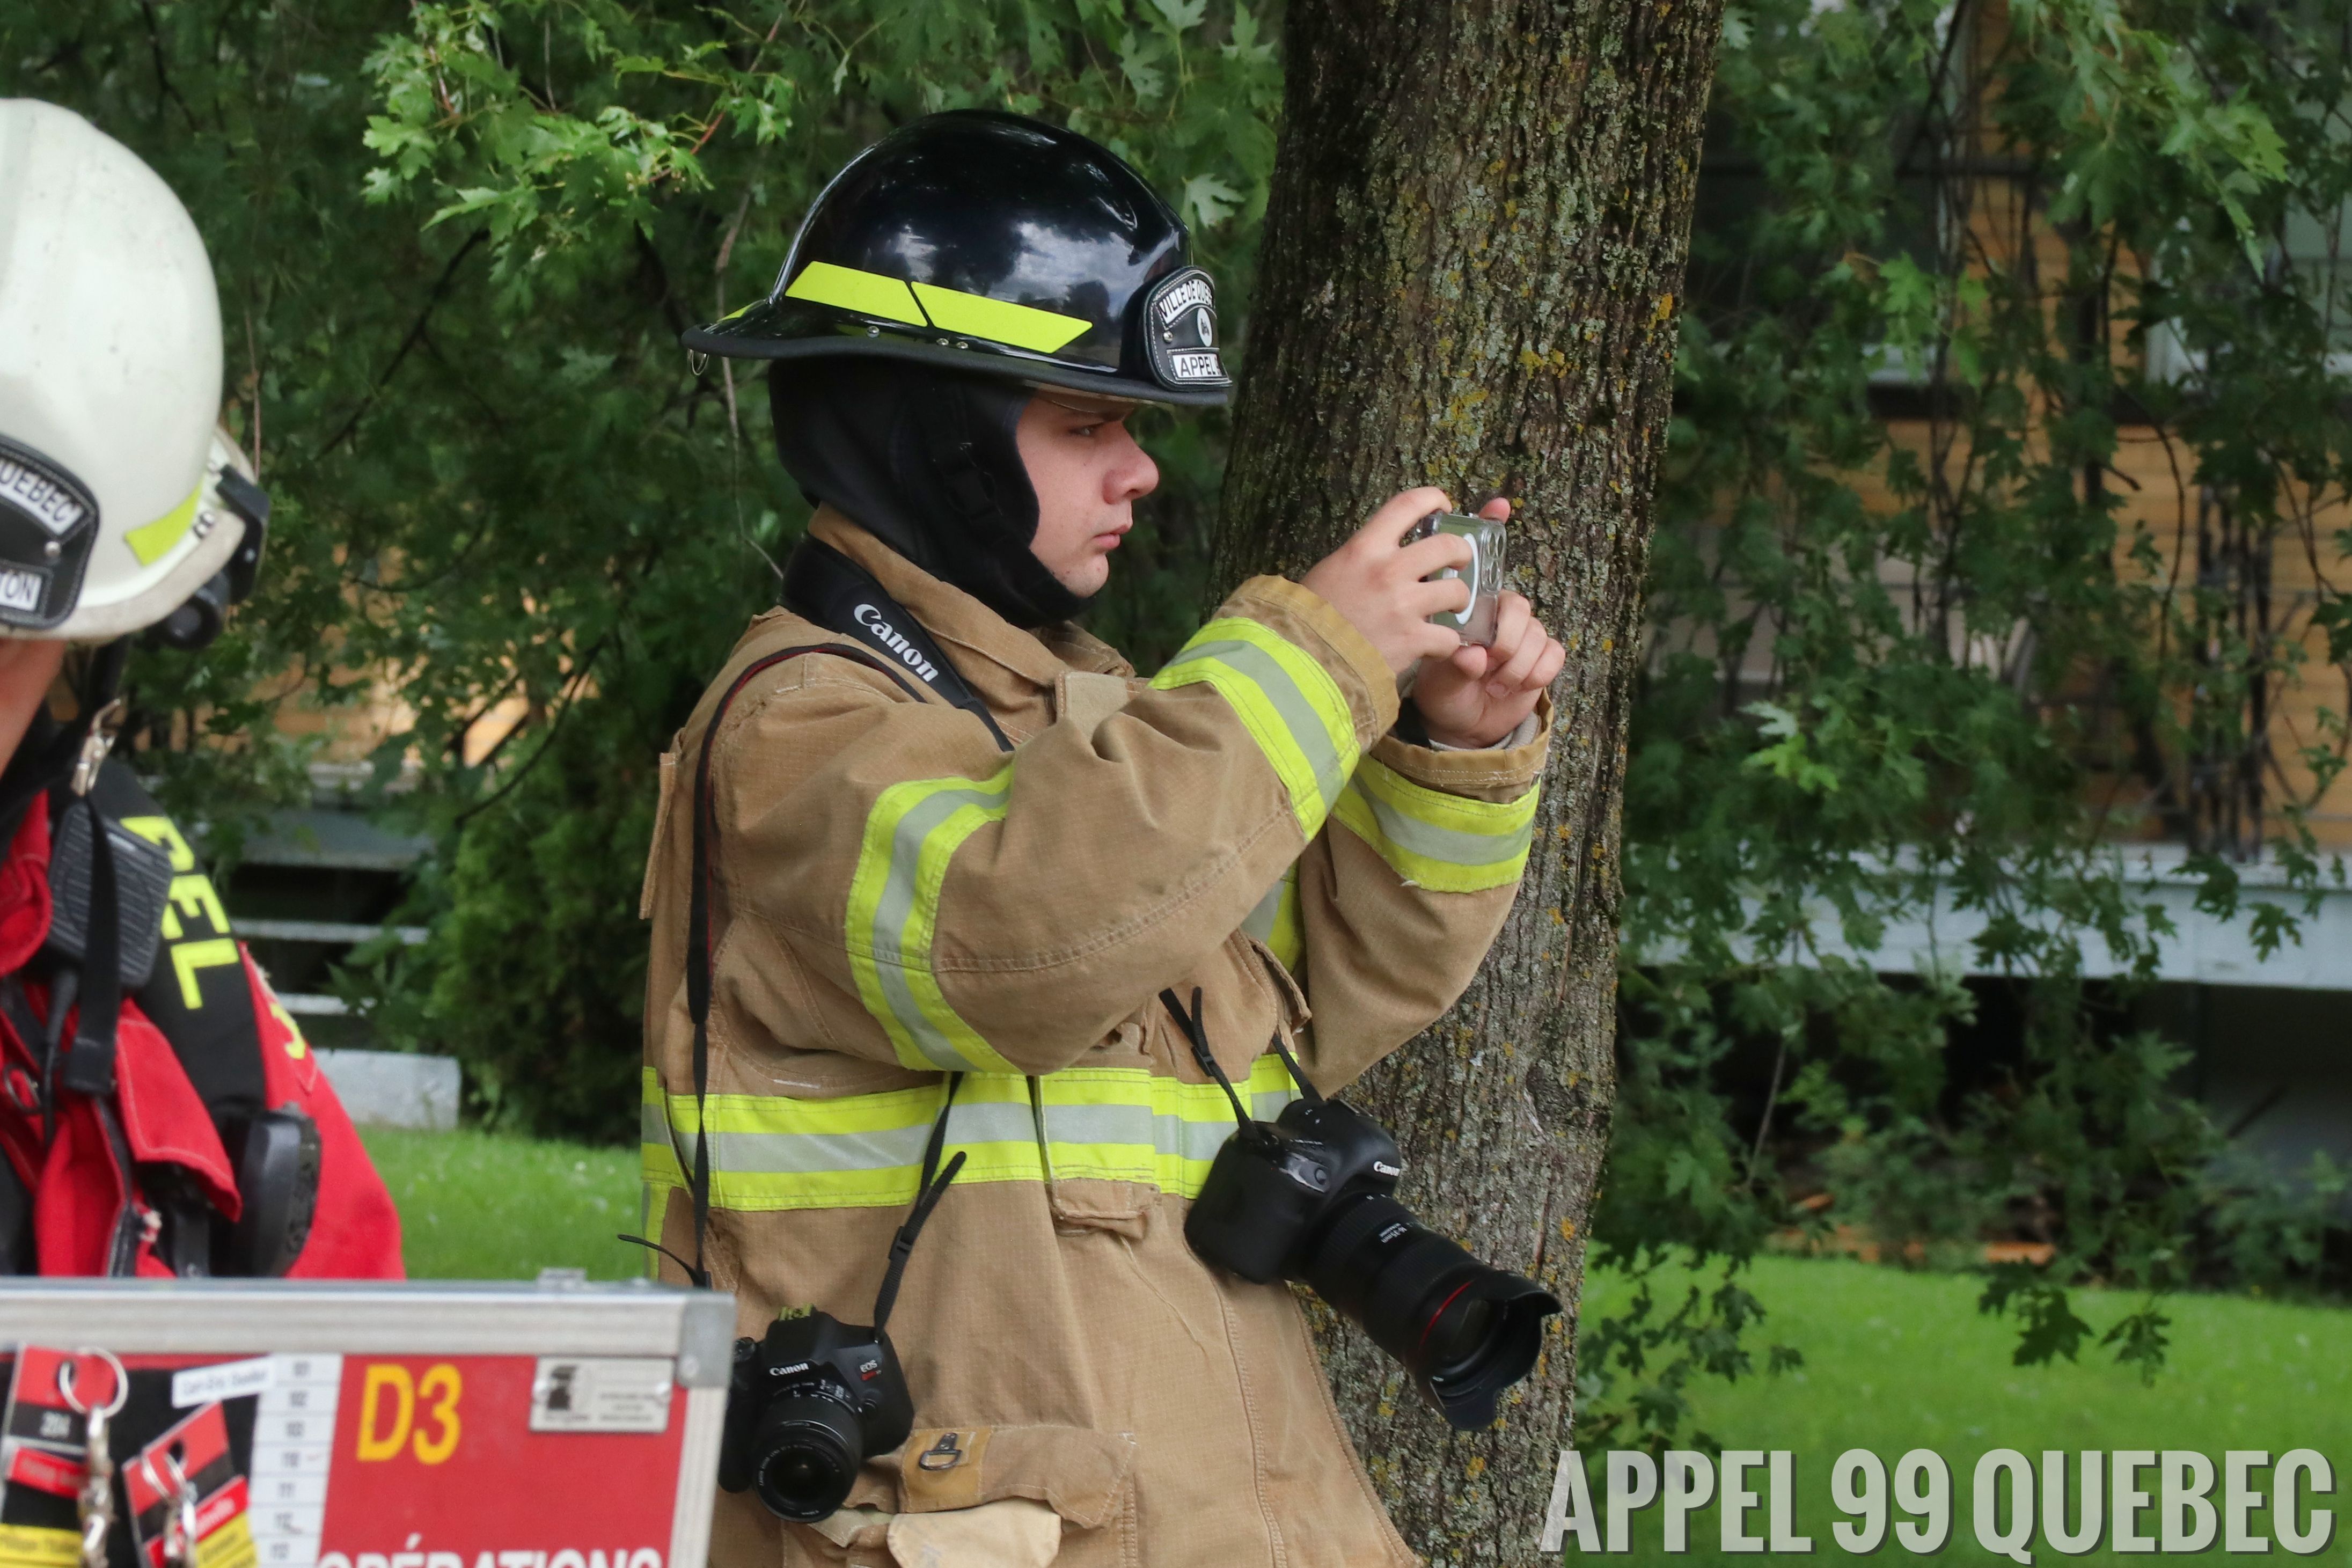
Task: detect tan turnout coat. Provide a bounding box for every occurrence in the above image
[640,511,1549,1568]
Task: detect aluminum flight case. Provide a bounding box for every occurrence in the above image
[0,1278,733,1568]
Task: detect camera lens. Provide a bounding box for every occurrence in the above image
[750,1395,864,1522]
[1302,1193,1559,1431]
[1421,1291,1496,1373]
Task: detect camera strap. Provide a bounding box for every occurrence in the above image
[1159,988,1234,1113]
[1161,986,1324,1134]
[1160,986,1258,1137]
[871,1075,967,1334]
[616,641,928,1288]
[781,539,1015,752]
[1270,1036,1322,1105]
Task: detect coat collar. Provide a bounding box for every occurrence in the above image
[808,510,1133,719]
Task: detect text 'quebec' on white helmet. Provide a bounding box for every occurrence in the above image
[0,98,262,644]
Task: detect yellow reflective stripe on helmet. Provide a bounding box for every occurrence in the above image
[650,1059,1298,1212]
[845,766,1023,1074]
[1332,755,1538,892]
[909,281,1089,354]
[780,262,1091,354]
[124,481,202,567]
[1151,618,1359,838]
[1242,864,1303,971]
[785,260,926,325]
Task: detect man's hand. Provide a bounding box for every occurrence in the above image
[1408,498,1564,748]
[1300,487,1480,676]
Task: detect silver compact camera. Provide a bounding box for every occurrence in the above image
[1403,510,1507,647]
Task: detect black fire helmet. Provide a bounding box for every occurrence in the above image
[682,110,1231,407]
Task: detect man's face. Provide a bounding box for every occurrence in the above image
[1016,392,1160,599]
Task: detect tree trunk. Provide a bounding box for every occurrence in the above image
[1212,5,1722,1562]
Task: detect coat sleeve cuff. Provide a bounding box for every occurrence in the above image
[1369,691,1552,805]
[1325,694,1548,892]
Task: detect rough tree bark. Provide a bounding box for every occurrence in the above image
[1211,5,1722,1563]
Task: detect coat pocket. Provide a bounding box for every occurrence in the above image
[1041,1023,1157,1238]
[897,1424,1137,1546]
[1238,929,1313,1037]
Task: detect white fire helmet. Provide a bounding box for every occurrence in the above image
[0,99,263,646]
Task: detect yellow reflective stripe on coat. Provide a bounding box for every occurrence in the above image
[639,1067,686,1274]
[1332,755,1538,891]
[845,765,1023,1074]
[1150,619,1358,838]
[1242,865,1303,971]
[1034,1059,1296,1191]
[647,1058,1297,1212]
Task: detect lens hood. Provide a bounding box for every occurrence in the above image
[1304,1193,1560,1431]
[1419,1272,1560,1429]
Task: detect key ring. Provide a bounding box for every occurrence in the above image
[55,1349,129,1420]
[138,1447,190,1500]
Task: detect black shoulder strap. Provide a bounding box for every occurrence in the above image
[781,539,1015,752]
[671,643,938,1287]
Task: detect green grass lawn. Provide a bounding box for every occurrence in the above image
[1580,1257,2351,1564]
[361,1126,647,1282]
[363,1126,2350,1562]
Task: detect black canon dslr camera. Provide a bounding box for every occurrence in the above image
[1165,991,1558,1430]
[720,1310,914,1521]
[719,1132,964,1521]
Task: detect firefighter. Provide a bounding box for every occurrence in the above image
[643,111,1562,1567]
[0,100,402,1278]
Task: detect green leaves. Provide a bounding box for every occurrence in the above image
[2012,0,2291,266]
[1181,171,1242,228]
[0,0,1281,1139]
[1147,0,1208,31]
[1598,0,2352,1428]
[1741,701,1842,795]
[1116,32,1168,102]
[1979,1268,2095,1368]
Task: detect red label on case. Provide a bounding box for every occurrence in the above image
[2,1446,78,1499]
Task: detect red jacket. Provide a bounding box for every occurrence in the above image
[0,789,402,1278]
